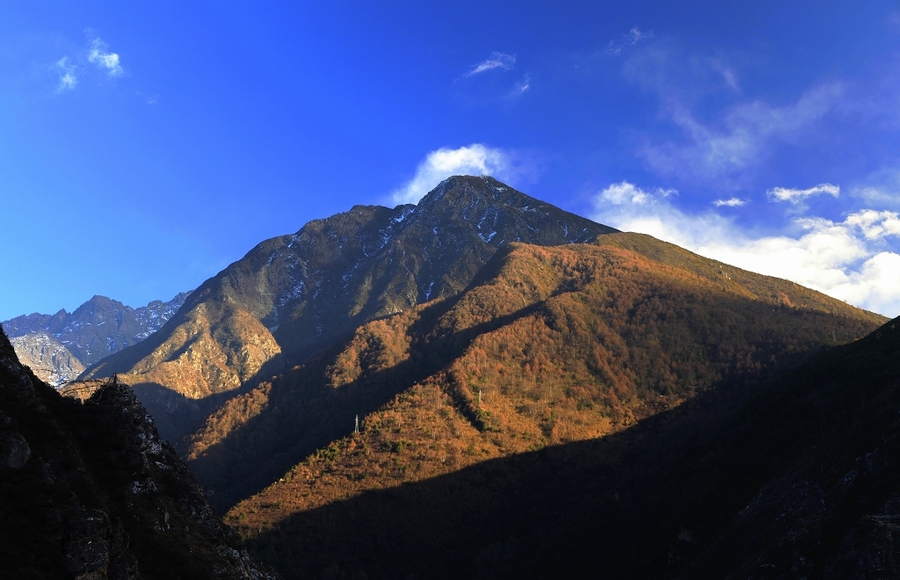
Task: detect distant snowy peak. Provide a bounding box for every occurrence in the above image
[1,291,190,385]
[134,292,191,338]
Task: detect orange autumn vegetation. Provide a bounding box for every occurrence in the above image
[180,234,884,541]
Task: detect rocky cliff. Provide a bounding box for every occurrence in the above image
[9,332,85,386]
[0,324,279,579]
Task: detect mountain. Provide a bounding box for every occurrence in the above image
[82,176,617,441]
[206,230,885,539]
[0,325,278,579]
[2,292,189,386]
[217,241,896,579]
[66,175,892,578]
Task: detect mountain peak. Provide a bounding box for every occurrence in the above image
[417,175,526,210]
[84,177,617,441]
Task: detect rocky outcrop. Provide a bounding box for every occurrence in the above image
[0,430,31,469]
[9,332,85,387]
[0,324,279,579]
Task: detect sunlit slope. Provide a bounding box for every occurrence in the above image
[206,235,884,522]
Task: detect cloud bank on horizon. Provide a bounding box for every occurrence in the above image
[592,181,900,318]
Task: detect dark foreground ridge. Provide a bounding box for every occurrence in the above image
[0,325,278,579]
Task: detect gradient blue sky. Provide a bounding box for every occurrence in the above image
[3,1,900,321]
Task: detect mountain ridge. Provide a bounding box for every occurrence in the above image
[2,292,189,386]
[82,176,618,443]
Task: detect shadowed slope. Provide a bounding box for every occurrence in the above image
[0,326,278,579]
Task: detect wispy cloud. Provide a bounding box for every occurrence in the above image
[710,59,740,93]
[622,39,844,186]
[51,35,124,94]
[848,166,900,210]
[390,144,533,205]
[605,27,651,56]
[638,83,843,185]
[592,181,900,317]
[53,57,78,93]
[465,52,516,77]
[88,38,123,77]
[511,75,531,96]
[712,197,746,207]
[767,183,840,204]
[598,180,676,205]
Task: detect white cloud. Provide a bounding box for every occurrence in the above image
[768,183,840,204]
[712,197,746,207]
[512,75,531,96]
[592,182,900,317]
[50,36,124,93]
[598,181,675,205]
[390,144,527,205]
[54,57,78,93]
[465,52,516,77]
[605,27,651,56]
[88,38,123,77]
[845,209,900,240]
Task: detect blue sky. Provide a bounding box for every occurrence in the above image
[2,1,899,321]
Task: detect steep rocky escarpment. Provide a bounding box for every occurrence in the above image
[0,325,278,579]
[9,332,85,386]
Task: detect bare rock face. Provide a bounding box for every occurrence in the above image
[0,325,280,579]
[9,332,85,387]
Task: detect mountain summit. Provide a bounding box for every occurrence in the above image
[83,176,616,440]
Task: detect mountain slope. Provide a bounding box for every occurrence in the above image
[672,316,900,578]
[218,238,893,579]
[0,325,278,579]
[2,292,189,386]
[208,234,884,523]
[83,176,616,442]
